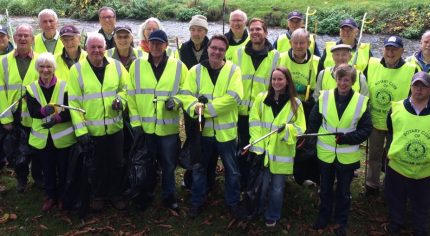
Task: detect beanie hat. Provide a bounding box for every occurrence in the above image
[189,15,208,31]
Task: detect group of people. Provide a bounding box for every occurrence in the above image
[0,5,429,235]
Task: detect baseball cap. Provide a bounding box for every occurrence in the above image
[148,30,168,43]
[411,72,430,87]
[287,11,303,21]
[114,25,132,34]
[384,35,403,48]
[330,44,352,52]
[340,18,358,29]
[60,25,80,37]
[0,25,8,35]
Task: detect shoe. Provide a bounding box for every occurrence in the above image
[90,199,104,211]
[312,219,328,230]
[228,204,246,220]
[364,185,379,197]
[188,205,201,218]
[111,199,127,210]
[163,195,179,212]
[334,226,347,236]
[16,179,27,193]
[42,198,56,212]
[265,219,277,227]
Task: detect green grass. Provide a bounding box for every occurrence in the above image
[0,153,403,235]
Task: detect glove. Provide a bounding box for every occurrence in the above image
[41,104,55,117]
[132,126,144,139]
[112,98,123,111]
[41,115,61,129]
[335,133,349,145]
[77,134,93,151]
[198,95,208,104]
[165,97,175,111]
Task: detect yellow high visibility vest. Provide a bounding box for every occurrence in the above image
[317,90,368,164]
[320,67,361,93]
[177,60,243,142]
[388,100,430,179]
[225,36,250,61]
[367,57,416,130]
[276,33,317,55]
[232,47,280,115]
[27,80,76,149]
[0,50,39,127]
[33,33,64,55]
[128,57,187,136]
[249,91,306,174]
[68,57,128,137]
[323,41,370,72]
[54,49,87,82]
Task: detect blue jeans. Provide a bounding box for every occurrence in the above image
[147,134,179,199]
[191,137,240,207]
[262,168,286,221]
[317,160,356,227]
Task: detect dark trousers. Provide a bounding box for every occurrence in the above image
[238,115,251,189]
[37,137,69,200]
[385,166,430,234]
[15,126,43,184]
[317,160,356,227]
[92,130,124,201]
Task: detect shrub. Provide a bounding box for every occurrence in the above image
[176,7,205,22]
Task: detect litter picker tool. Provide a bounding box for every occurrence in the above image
[0,94,25,118]
[305,7,317,32]
[351,12,374,66]
[52,104,86,114]
[241,125,286,155]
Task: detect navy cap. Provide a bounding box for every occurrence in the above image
[114,25,132,34]
[411,72,430,87]
[384,35,403,48]
[60,25,80,37]
[288,11,303,21]
[148,30,168,43]
[0,25,7,35]
[340,18,358,29]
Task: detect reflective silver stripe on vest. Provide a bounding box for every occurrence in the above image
[31,129,47,139]
[51,126,74,140]
[75,62,84,90]
[240,99,253,108]
[2,84,23,91]
[141,116,157,123]
[114,60,122,79]
[207,103,217,117]
[271,51,280,72]
[129,115,140,123]
[283,99,303,140]
[0,85,5,91]
[155,90,172,96]
[134,59,142,94]
[29,83,41,104]
[172,60,182,95]
[137,50,143,57]
[196,64,202,92]
[321,91,365,133]
[130,88,155,95]
[187,100,198,115]
[57,81,67,105]
[227,90,241,104]
[317,139,360,153]
[249,121,262,127]
[178,89,193,96]
[268,153,293,163]
[107,49,113,57]
[2,56,9,88]
[74,122,86,130]
[85,115,122,126]
[214,122,235,130]
[156,117,179,125]
[84,90,117,100]
[250,146,264,153]
[21,112,30,118]
[237,48,243,67]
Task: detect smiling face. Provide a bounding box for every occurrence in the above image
[411,81,430,102]
[87,37,106,66]
[420,33,430,58]
[0,33,9,52]
[288,18,302,32]
[14,26,34,51]
[207,38,227,65]
[249,20,267,45]
[339,26,358,45]
[37,60,55,82]
[291,35,309,58]
[143,21,159,41]
[99,9,116,34]
[114,31,133,50]
[39,13,58,39]
[271,69,288,94]
[229,13,246,36]
[149,40,167,59]
[383,46,404,67]
[332,49,352,65]
[190,26,207,45]
[336,75,353,95]
[61,35,80,53]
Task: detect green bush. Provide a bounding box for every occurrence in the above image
[206,5,223,21]
[176,7,205,21]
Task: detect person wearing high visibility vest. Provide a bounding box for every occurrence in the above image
[178,34,243,219]
[318,18,372,74]
[137,18,177,58]
[33,9,63,55]
[68,32,128,211]
[384,72,430,235]
[274,10,321,57]
[279,28,320,117]
[128,30,187,212]
[307,64,372,234]
[232,18,280,189]
[106,25,147,71]
[55,25,87,82]
[0,24,14,58]
[313,44,368,101]
[96,7,117,50]
[364,36,418,197]
[249,66,306,227]
[0,24,42,193]
[406,31,430,73]
[26,53,76,212]
[224,9,250,61]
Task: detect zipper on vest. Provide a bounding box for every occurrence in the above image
[101,85,108,133]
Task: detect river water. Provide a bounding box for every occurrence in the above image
[8,17,421,58]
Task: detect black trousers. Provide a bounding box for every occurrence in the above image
[15,126,43,184]
[237,115,251,189]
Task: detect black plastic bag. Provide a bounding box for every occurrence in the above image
[293,136,320,185]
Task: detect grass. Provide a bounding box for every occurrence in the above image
[0,150,403,235]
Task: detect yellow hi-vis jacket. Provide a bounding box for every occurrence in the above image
[68,57,128,137]
[128,56,187,136]
[27,80,76,149]
[232,47,280,115]
[320,67,363,93]
[178,60,243,142]
[316,90,368,164]
[33,33,64,55]
[276,33,317,55]
[54,49,87,82]
[388,101,430,179]
[0,50,39,127]
[367,57,416,130]
[249,91,306,174]
[225,36,250,61]
[323,41,370,72]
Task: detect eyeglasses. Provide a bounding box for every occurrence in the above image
[412,83,430,89]
[209,45,226,52]
[100,15,115,20]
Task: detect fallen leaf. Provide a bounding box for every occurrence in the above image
[60,216,72,225]
[39,224,48,230]
[200,214,213,225]
[158,224,173,229]
[169,209,179,217]
[226,218,236,230]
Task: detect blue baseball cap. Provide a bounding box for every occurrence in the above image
[148,30,168,43]
[288,11,303,21]
[340,18,358,29]
[384,35,403,48]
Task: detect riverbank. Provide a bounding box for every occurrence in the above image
[0,0,429,39]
